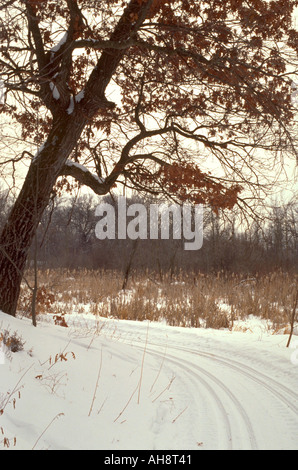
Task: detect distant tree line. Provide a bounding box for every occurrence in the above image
[0,190,297,275]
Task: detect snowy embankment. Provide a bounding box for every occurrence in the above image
[0,310,297,450]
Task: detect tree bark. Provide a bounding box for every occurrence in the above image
[0,0,155,316]
[0,113,86,315]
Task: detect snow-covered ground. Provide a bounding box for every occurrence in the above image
[0,310,297,450]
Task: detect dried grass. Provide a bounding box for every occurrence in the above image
[18,268,297,331]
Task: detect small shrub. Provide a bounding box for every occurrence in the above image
[18,285,55,316]
[53,314,68,328]
[0,329,25,353]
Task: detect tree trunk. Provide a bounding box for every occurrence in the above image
[0,0,155,317]
[0,113,86,316]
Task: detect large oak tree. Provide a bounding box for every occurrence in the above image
[0,0,297,316]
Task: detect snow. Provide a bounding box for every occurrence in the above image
[75,89,85,103]
[32,143,45,162]
[51,33,68,53]
[49,82,60,100]
[0,310,297,451]
[66,90,85,114]
[65,160,89,172]
[67,96,74,115]
[65,161,105,183]
[93,174,105,184]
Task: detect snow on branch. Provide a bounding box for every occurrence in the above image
[60,160,107,195]
[50,32,68,54]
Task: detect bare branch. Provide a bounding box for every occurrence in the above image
[59,161,109,196]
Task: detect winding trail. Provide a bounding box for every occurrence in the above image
[2,311,297,450]
[110,320,298,450]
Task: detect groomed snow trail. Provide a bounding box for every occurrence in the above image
[107,319,298,450]
[1,312,297,450]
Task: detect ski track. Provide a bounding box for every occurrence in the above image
[112,324,298,450]
[1,312,297,450]
[150,349,257,450]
